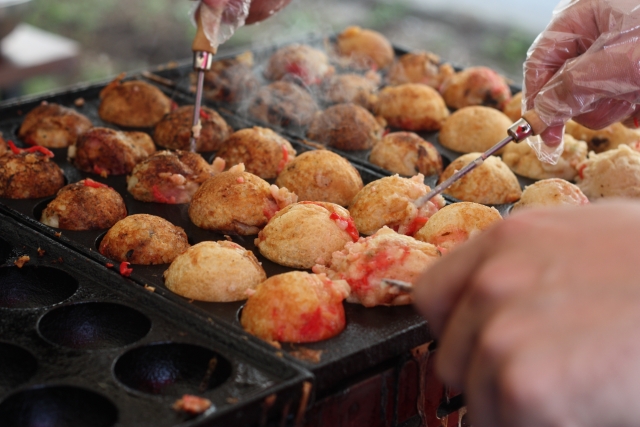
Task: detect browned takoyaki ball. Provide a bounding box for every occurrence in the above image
[512,178,589,212]
[275,150,363,207]
[18,102,92,148]
[335,26,395,70]
[0,151,64,199]
[319,72,380,111]
[189,164,298,235]
[264,44,335,85]
[439,106,513,154]
[565,120,640,153]
[200,51,259,104]
[153,105,233,152]
[256,202,358,269]
[387,52,455,88]
[0,135,7,156]
[307,103,384,151]
[369,132,443,177]
[99,214,189,265]
[440,66,512,110]
[98,75,172,127]
[241,271,350,344]
[127,150,220,204]
[248,81,319,128]
[40,180,127,230]
[70,127,155,176]
[375,83,449,131]
[216,127,296,179]
[502,91,523,122]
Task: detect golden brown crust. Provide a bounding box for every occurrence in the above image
[248,81,319,128]
[216,127,296,179]
[565,120,640,153]
[41,181,127,230]
[264,44,334,85]
[275,150,363,206]
[575,144,640,199]
[335,26,394,70]
[375,83,449,131]
[512,178,589,211]
[369,131,443,176]
[0,136,6,157]
[18,102,92,148]
[440,66,512,110]
[256,202,356,268]
[387,52,455,88]
[98,77,171,127]
[439,153,522,204]
[502,91,523,122]
[99,214,189,265]
[164,241,266,302]
[0,152,65,199]
[319,73,380,110]
[307,103,384,151]
[200,51,259,104]
[153,105,233,152]
[439,106,513,154]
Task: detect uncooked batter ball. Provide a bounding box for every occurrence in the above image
[369,131,443,177]
[98,75,172,127]
[307,103,384,151]
[41,179,126,230]
[18,101,92,148]
[375,83,449,131]
[99,214,189,265]
[216,127,296,179]
[153,105,233,152]
[565,120,640,153]
[413,202,501,253]
[256,202,358,269]
[319,72,380,110]
[575,144,640,199]
[189,164,298,235]
[127,150,220,204]
[164,241,266,302]
[335,26,395,70]
[0,149,64,199]
[387,51,455,88]
[248,81,319,128]
[264,43,334,85]
[439,153,522,204]
[275,150,363,206]
[439,106,513,153]
[348,174,446,236]
[313,227,440,307]
[512,178,589,212]
[440,66,512,110]
[241,271,350,344]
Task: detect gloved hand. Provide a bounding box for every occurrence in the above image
[524,0,640,150]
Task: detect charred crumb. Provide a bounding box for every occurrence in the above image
[144,284,156,292]
[14,255,30,268]
[226,397,239,404]
[74,97,85,107]
[54,232,62,237]
[289,347,323,363]
[37,248,46,257]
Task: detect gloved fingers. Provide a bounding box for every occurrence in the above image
[572,99,637,130]
[537,124,564,148]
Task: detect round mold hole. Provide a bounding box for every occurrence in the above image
[114,343,232,396]
[32,197,54,223]
[38,302,152,350]
[0,343,38,392]
[0,385,118,427]
[0,266,78,309]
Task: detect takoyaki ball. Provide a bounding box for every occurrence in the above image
[275,150,363,207]
[216,127,296,179]
[70,127,155,176]
[164,241,266,302]
[18,102,92,148]
[387,52,455,89]
[200,51,259,104]
[369,132,443,177]
[413,202,501,253]
[512,178,589,212]
[439,106,513,154]
[502,91,523,122]
[348,174,446,236]
[313,227,440,307]
[565,120,640,153]
[264,44,335,85]
[375,84,449,131]
[0,151,64,199]
[440,66,512,110]
[189,164,298,235]
[127,151,219,204]
[306,103,384,151]
[99,214,189,265]
[439,153,522,204]
[256,202,358,269]
[335,26,394,70]
[40,180,127,230]
[575,144,640,200]
[0,135,7,156]
[502,134,588,181]
[247,81,319,128]
[98,75,172,127]
[319,72,380,110]
[153,105,233,152]
[241,271,350,344]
